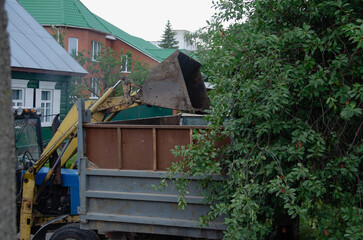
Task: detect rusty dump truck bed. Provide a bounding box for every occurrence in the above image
[77,111,225,239]
[85,124,203,171]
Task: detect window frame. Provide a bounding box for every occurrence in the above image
[120,54,132,73]
[68,37,78,56]
[40,90,52,124]
[11,79,32,107]
[35,81,60,127]
[89,77,100,99]
[12,88,24,107]
[91,40,101,61]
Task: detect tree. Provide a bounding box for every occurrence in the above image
[0,0,16,238]
[159,20,179,49]
[71,46,151,103]
[128,58,150,86]
[77,46,125,98]
[165,0,363,239]
[184,27,209,50]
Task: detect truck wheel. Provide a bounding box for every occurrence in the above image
[49,225,100,240]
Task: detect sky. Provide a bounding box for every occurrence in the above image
[80,0,216,41]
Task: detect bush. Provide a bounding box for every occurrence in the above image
[165,1,362,239]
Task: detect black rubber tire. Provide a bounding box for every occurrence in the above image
[88,229,101,240]
[49,225,100,240]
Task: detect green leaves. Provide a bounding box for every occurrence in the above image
[340,102,362,120]
[342,20,363,49]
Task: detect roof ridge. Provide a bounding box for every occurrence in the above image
[72,0,91,29]
[90,12,113,35]
[73,0,113,34]
[93,15,125,37]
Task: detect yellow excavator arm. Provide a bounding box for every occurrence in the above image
[19,81,127,240]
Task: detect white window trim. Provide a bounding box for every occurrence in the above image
[36,81,60,127]
[39,81,57,89]
[11,79,33,108]
[40,90,52,124]
[12,79,29,88]
[12,88,24,107]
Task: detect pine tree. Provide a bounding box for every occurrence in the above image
[159,20,179,49]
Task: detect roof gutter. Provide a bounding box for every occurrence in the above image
[11,67,88,77]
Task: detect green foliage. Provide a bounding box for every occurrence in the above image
[128,59,150,85]
[159,20,179,49]
[70,45,122,100]
[164,0,363,239]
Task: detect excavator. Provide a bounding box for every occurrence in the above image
[15,51,210,240]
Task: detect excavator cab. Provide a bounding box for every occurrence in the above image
[14,107,44,224]
[14,107,43,171]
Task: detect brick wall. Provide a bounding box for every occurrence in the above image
[44,26,159,67]
[44,26,160,97]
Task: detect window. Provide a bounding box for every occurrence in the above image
[11,79,33,107]
[40,90,52,123]
[90,78,100,99]
[12,89,24,107]
[68,37,78,56]
[91,41,101,61]
[120,54,132,73]
[35,81,60,127]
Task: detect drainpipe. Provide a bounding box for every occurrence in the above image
[51,25,60,42]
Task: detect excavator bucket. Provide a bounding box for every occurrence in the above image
[142,50,210,113]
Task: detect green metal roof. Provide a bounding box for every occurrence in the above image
[17,0,177,62]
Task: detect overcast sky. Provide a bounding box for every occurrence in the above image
[80,0,216,41]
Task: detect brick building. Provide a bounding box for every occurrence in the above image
[18,0,180,99]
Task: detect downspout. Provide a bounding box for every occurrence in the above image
[51,25,60,42]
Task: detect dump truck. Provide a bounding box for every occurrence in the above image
[15,51,225,240]
[75,107,226,240]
